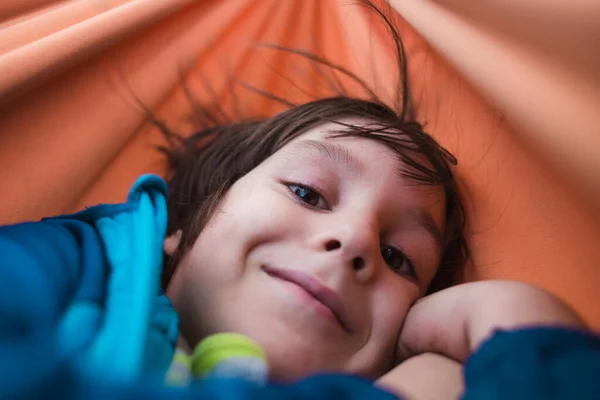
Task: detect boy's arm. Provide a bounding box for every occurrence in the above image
[376,353,463,400]
[397,280,583,363]
[384,280,600,400]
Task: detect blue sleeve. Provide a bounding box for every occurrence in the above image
[463,327,600,400]
[0,219,108,397]
[0,219,107,328]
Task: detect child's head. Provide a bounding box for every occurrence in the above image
[161,97,467,381]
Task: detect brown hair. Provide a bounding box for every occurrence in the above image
[158,1,468,294]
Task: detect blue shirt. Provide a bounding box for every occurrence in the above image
[1,174,599,399]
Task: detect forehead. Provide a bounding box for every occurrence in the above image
[285,120,398,168]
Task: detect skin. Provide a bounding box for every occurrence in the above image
[377,353,464,400]
[165,120,447,381]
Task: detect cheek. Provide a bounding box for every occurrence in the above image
[355,279,419,376]
[371,280,418,337]
[218,179,302,247]
[168,179,305,334]
[186,180,297,268]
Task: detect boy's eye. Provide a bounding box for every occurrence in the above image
[380,245,416,278]
[288,184,329,209]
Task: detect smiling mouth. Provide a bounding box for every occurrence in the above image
[262,265,354,334]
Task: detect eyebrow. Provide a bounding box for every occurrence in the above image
[288,139,365,173]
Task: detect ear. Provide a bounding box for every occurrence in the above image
[163,230,182,256]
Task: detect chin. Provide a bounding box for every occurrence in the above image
[267,356,337,383]
[257,337,345,382]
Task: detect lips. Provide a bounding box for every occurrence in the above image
[262,265,354,334]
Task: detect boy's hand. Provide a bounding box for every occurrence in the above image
[397,280,585,363]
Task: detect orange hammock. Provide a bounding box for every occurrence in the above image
[1,0,600,329]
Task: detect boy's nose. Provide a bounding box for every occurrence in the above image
[323,239,367,271]
[316,222,379,283]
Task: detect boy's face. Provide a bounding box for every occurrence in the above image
[166,121,446,380]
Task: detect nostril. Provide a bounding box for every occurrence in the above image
[352,257,365,271]
[325,239,341,251]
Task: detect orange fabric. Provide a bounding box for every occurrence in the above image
[1,0,599,329]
